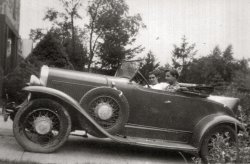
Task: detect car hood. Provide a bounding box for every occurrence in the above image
[207,95,239,110]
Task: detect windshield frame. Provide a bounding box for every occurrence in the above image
[115,60,142,79]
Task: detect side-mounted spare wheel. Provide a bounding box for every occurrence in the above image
[79,87,129,137]
[13,98,71,153]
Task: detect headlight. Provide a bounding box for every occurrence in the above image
[40,65,49,86]
[30,75,41,85]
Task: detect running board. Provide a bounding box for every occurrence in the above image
[111,135,198,153]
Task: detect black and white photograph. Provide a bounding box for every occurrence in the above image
[0,0,250,163]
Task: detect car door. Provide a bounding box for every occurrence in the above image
[127,85,208,142]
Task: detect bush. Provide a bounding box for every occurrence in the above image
[3,33,73,103]
[3,60,39,103]
[193,87,250,163]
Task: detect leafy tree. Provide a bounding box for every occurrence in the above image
[29,0,87,71]
[86,0,145,72]
[171,36,197,82]
[29,33,73,69]
[232,58,250,89]
[183,45,250,91]
[4,33,73,103]
[183,46,226,85]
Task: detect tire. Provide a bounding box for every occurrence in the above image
[79,87,129,137]
[13,98,71,153]
[200,125,237,163]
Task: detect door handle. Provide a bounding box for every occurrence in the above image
[164,100,172,104]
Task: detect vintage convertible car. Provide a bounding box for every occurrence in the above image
[3,61,244,161]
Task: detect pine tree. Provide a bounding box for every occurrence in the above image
[171,36,197,82]
[139,51,160,78]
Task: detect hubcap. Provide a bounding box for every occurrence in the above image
[95,103,113,120]
[89,96,120,129]
[34,116,52,135]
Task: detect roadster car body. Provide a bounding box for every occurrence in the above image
[3,61,244,160]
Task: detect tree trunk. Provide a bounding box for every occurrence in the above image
[71,13,76,68]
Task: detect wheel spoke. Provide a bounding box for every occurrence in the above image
[89,96,120,129]
[22,108,61,145]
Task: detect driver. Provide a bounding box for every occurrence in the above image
[147,71,169,90]
[164,69,181,92]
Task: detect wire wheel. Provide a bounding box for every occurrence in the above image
[89,96,120,129]
[13,99,71,153]
[200,125,236,163]
[22,108,60,145]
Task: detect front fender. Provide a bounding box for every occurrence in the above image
[191,114,244,149]
[23,86,147,146]
[23,86,114,139]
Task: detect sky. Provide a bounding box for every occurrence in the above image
[20,0,250,65]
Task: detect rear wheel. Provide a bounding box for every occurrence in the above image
[13,99,71,153]
[200,125,237,163]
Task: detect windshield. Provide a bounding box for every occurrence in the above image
[115,60,141,79]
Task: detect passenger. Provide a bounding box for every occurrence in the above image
[148,72,159,85]
[164,69,181,92]
[147,71,169,90]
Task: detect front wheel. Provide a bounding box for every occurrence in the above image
[200,125,237,163]
[13,98,71,153]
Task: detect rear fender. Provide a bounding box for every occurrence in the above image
[191,114,244,149]
[23,86,113,138]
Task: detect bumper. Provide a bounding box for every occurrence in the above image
[2,102,17,122]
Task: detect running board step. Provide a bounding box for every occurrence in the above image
[112,135,198,153]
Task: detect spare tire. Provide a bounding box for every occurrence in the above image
[79,87,129,136]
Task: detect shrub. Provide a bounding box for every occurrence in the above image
[192,86,250,163]
[3,60,39,103]
[3,33,73,103]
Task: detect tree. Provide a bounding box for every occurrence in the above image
[29,0,87,71]
[139,51,160,78]
[29,33,73,69]
[232,58,250,89]
[183,46,227,85]
[223,45,234,62]
[222,45,235,82]
[86,0,145,72]
[182,45,250,91]
[171,36,197,82]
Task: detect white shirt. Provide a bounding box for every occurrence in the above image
[149,82,169,90]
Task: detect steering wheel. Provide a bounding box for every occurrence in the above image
[130,71,151,88]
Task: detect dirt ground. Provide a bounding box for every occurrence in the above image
[0,114,188,164]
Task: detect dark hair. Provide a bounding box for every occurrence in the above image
[149,71,155,76]
[149,69,160,77]
[165,69,179,79]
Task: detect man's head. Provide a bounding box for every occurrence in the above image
[148,72,159,85]
[165,69,179,85]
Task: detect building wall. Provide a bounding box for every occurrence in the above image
[0,0,20,31]
[0,0,20,99]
